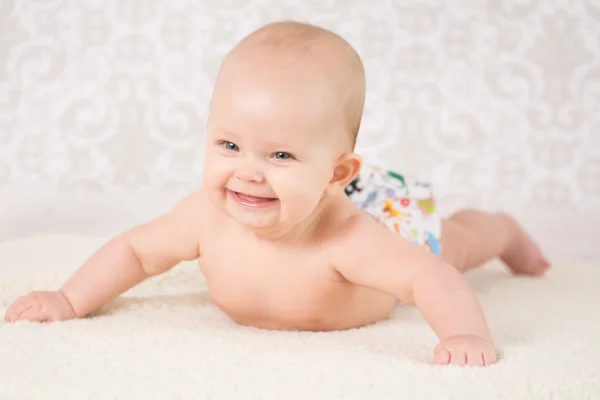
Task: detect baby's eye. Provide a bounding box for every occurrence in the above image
[222,141,239,151]
[273,152,294,160]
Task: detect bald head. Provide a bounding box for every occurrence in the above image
[213,21,366,150]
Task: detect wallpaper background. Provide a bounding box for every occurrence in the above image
[1,0,599,259]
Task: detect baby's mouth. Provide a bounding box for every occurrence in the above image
[229,190,279,208]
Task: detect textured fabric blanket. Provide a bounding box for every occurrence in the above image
[1,234,598,399]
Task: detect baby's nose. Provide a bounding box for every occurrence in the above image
[234,166,265,183]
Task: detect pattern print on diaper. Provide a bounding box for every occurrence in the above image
[345,163,442,256]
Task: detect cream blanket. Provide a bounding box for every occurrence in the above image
[1,234,599,399]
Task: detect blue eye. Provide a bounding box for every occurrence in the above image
[273,152,293,160]
[222,141,239,151]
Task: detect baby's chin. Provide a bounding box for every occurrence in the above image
[231,208,316,240]
[236,214,280,230]
[225,201,283,231]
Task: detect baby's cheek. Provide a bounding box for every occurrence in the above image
[272,172,320,207]
[204,159,232,187]
[276,169,314,193]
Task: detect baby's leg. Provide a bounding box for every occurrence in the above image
[440,210,550,275]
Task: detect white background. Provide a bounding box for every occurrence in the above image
[1,0,599,259]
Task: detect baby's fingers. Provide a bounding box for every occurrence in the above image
[482,347,498,365]
[433,347,451,365]
[16,304,48,322]
[6,305,34,322]
[466,350,485,367]
[4,296,33,322]
[449,349,467,366]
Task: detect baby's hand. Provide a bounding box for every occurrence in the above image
[4,291,76,323]
[433,334,497,366]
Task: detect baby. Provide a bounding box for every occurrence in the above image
[4,21,550,367]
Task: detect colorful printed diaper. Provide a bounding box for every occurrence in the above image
[344,162,442,256]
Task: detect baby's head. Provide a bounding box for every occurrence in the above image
[203,21,366,234]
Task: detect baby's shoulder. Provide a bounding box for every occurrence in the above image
[326,211,392,277]
[168,189,220,234]
[329,209,390,255]
[171,189,209,217]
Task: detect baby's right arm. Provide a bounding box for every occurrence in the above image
[332,214,496,366]
[4,191,205,323]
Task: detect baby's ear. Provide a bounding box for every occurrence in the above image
[325,153,362,196]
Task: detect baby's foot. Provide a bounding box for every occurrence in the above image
[498,213,551,276]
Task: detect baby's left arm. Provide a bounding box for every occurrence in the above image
[332,215,497,366]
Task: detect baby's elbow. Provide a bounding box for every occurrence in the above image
[411,262,468,297]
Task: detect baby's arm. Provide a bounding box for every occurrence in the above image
[332,215,497,366]
[5,191,205,322]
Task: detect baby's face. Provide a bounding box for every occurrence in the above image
[203,59,345,234]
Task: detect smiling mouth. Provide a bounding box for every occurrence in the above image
[228,190,279,208]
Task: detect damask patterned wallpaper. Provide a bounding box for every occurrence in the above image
[0,0,599,257]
